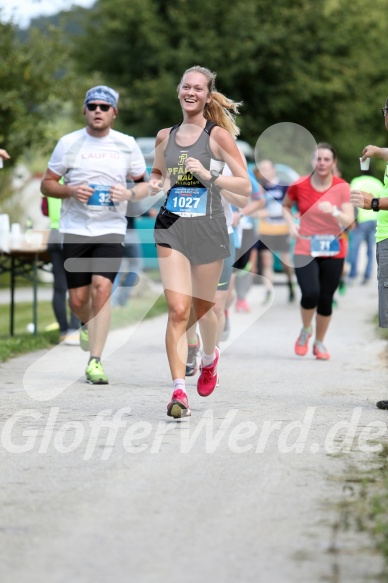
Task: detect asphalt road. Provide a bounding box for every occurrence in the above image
[0,276,386,582]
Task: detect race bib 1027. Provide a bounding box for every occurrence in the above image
[166,187,208,217]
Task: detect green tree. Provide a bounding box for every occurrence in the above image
[0,19,72,163]
[68,0,388,179]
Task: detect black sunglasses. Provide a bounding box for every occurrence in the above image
[86,103,112,112]
[382,108,388,117]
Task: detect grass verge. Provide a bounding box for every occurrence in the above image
[0,291,167,363]
[325,316,388,577]
[332,449,388,579]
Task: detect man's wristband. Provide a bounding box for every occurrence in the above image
[129,189,136,201]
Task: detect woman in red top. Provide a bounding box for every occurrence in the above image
[282,143,354,360]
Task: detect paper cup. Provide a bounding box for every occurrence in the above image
[0,214,10,251]
[10,223,22,247]
[360,157,370,171]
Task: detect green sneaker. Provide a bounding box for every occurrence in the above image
[85,359,109,384]
[338,279,347,296]
[80,327,89,351]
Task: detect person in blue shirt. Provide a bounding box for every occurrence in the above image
[255,159,295,303]
[232,167,264,312]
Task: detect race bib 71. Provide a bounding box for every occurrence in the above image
[310,234,340,257]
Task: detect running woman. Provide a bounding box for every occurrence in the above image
[148,66,251,418]
[282,143,353,360]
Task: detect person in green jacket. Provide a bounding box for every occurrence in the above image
[46,195,80,344]
[348,172,382,285]
[351,97,388,409]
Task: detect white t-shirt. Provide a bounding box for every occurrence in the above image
[48,128,146,236]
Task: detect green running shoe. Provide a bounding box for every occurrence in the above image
[338,279,347,296]
[85,359,109,384]
[80,327,89,351]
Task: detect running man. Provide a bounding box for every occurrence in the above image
[41,85,147,384]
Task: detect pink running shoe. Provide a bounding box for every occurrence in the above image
[167,389,191,418]
[197,346,220,397]
[294,327,312,356]
[235,299,250,313]
[313,341,330,360]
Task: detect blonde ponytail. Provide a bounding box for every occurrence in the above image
[178,65,242,139]
[205,91,241,139]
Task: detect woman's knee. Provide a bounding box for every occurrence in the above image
[317,296,333,317]
[168,303,190,325]
[212,302,224,319]
[301,292,319,310]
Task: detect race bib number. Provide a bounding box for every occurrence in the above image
[310,234,340,257]
[87,184,117,210]
[166,187,208,217]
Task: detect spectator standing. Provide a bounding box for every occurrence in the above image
[350,98,388,408]
[45,195,80,344]
[348,173,382,285]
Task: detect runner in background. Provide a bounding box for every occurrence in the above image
[254,159,295,304]
[282,143,353,360]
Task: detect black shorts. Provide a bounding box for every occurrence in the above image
[62,233,125,289]
[234,229,258,270]
[154,208,230,265]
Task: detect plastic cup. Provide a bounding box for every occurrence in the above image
[360,157,370,171]
[0,214,10,251]
[11,223,21,237]
[10,223,22,248]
